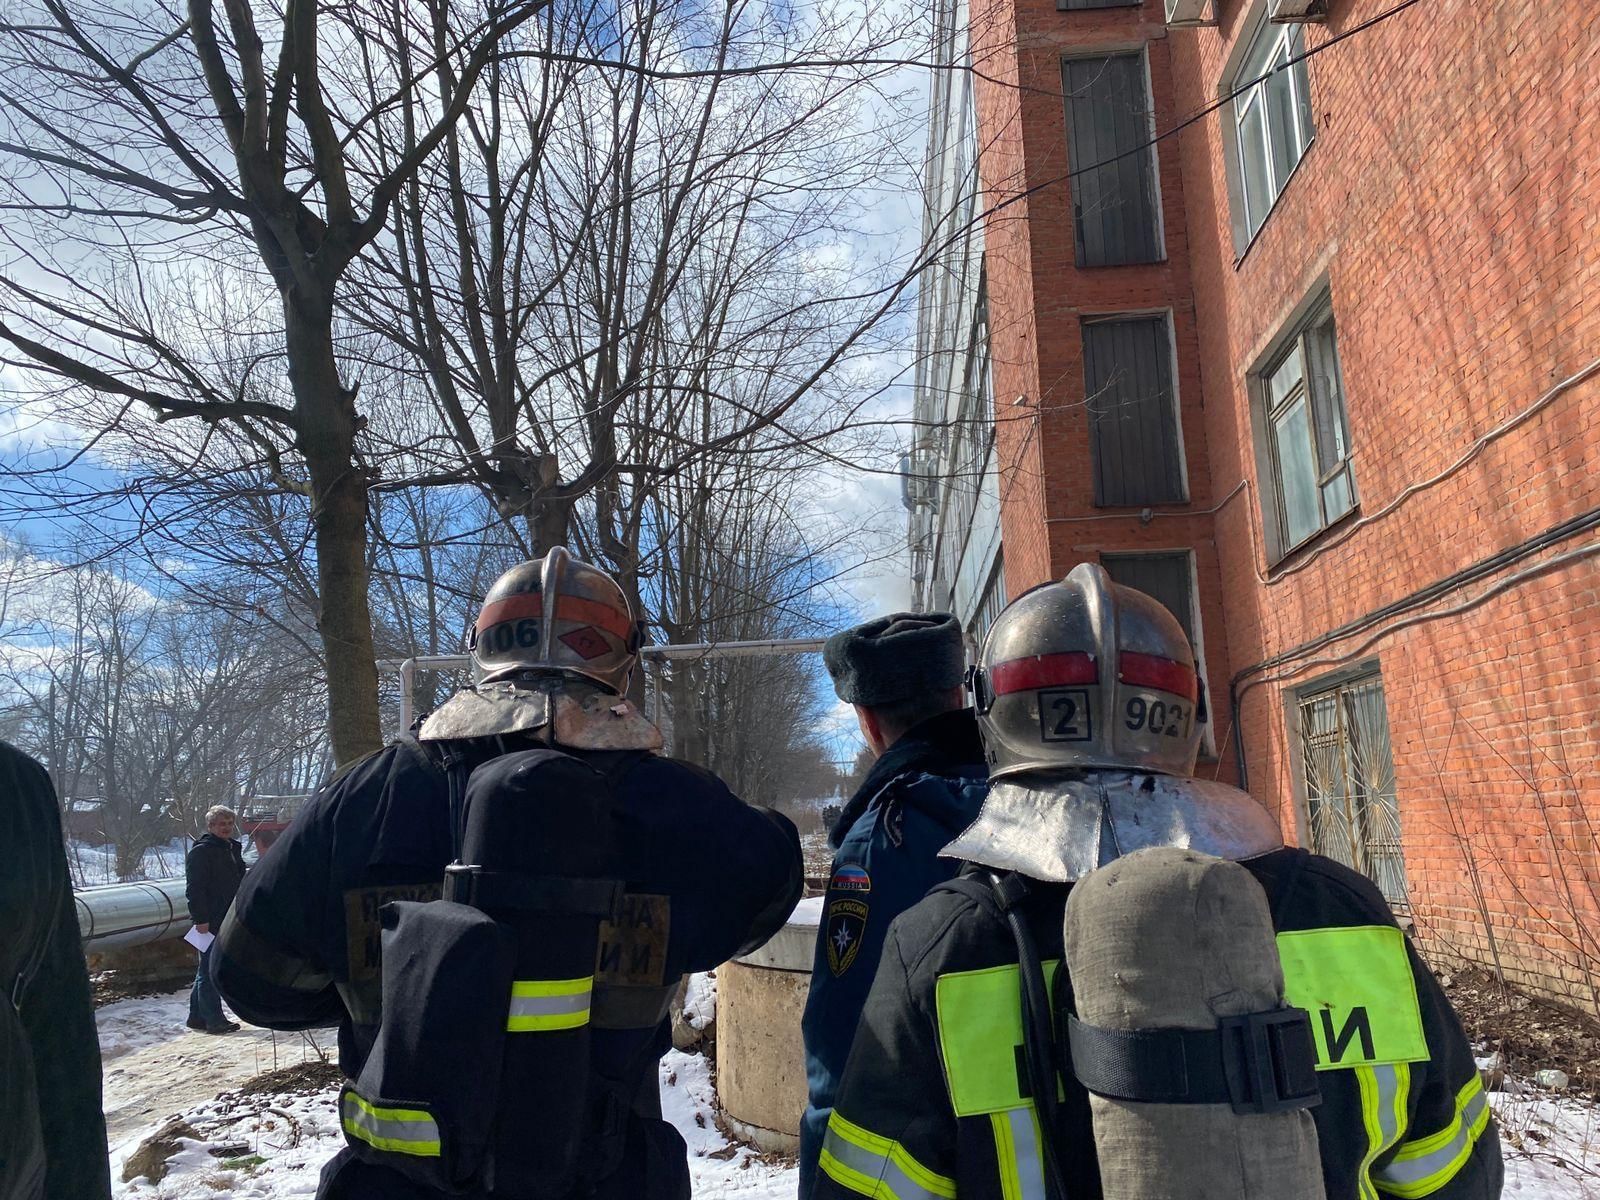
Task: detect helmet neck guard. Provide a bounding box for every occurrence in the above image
[940,771,1283,882]
[419,679,663,753]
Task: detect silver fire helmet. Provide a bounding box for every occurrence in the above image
[948,562,1282,882]
[470,547,640,696]
[970,562,1205,781]
[416,548,661,751]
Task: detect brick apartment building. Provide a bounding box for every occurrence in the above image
[906,0,1600,1006]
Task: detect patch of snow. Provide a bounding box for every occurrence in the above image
[683,971,717,1032]
[70,838,190,887]
[1494,1086,1600,1198]
[790,896,825,925]
[660,1050,796,1199]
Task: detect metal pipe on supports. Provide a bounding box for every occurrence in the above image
[74,878,189,948]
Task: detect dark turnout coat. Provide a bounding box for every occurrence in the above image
[811,849,1501,1200]
[0,741,111,1200]
[213,735,803,1200]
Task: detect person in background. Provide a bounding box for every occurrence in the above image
[0,739,112,1200]
[185,804,245,1034]
[797,613,989,1198]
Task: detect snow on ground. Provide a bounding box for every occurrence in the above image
[71,838,190,886]
[100,988,1597,1198]
[99,990,334,1150]
[684,971,718,1031]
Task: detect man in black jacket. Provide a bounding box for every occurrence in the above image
[185,805,246,1033]
[0,740,112,1200]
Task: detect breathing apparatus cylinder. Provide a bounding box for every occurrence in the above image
[1062,847,1325,1200]
[450,748,626,1197]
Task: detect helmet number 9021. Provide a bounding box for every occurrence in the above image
[1125,695,1189,738]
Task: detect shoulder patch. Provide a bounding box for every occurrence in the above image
[830,865,872,893]
[935,960,1061,1116]
[1277,925,1428,1070]
[825,897,870,976]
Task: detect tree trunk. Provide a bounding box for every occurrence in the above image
[285,301,383,766]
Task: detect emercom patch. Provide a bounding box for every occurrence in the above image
[935,961,1059,1116]
[1277,925,1428,1070]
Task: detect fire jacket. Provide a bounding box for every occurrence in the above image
[800,709,989,1199]
[213,735,802,1200]
[811,848,1502,1200]
[0,740,112,1200]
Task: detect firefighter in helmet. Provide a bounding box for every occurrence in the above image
[811,564,1500,1200]
[214,549,803,1200]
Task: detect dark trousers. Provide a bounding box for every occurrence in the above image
[189,945,226,1029]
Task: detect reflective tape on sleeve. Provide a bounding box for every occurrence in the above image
[991,1105,1046,1200]
[1374,1075,1492,1198]
[817,1111,957,1200]
[507,976,593,1032]
[341,1091,441,1157]
[1354,1063,1410,1200]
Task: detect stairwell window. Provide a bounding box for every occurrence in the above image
[1063,52,1164,266]
[1258,300,1355,556]
[1231,20,1314,242]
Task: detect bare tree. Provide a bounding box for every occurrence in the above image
[0,0,553,762]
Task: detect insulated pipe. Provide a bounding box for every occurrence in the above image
[74,877,189,948]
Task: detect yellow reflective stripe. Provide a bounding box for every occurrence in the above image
[818,1111,958,1200]
[340,1091,441,1157]
[1375,1075,1492,1198]
[1354,1064,1410,1200]
[507,976,593,1032]
[990,1106,1045,1200]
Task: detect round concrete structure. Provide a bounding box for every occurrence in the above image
[715,898,821,1154]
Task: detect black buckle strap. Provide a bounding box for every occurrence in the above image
[1067,1008,1321,1115]
[443,865,624,921]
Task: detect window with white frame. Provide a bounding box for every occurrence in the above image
[1258,300,1355,556]
[1231,20,1314,241]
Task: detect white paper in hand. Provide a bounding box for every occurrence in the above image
[185,926,215,952]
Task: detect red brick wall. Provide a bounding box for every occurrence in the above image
[972,0,1600,1005]
[1165,0,1600,1006]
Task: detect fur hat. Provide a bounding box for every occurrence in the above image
[824,612,965,707]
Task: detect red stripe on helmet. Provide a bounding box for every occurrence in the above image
[990,652,1098,696]
[1118,651,1198,701]
[477,594,633,641]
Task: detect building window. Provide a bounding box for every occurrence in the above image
[1082,314,1186,506]
[1231,20,1314,241]
[1101,551,1214,755]
[1062,53,1164,267]
[1297,671,1409,909]
[1258,300,1355,555]
[970,557,1008,641]
[1060,0,1140,8]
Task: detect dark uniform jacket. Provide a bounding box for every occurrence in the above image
[0,741,112,1200]
[799,709,989,1199]
[812,848,1501,1200]
[213,735,802,1200]
[185,833,246,927]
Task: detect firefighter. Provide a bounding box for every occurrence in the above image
[812,564,1502,1200]
[799,613,989,1198]
[1,740,112,1200]
[212,549,803,1200]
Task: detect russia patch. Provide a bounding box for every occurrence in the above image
[825,898,869,976]
[830,865,872,893]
